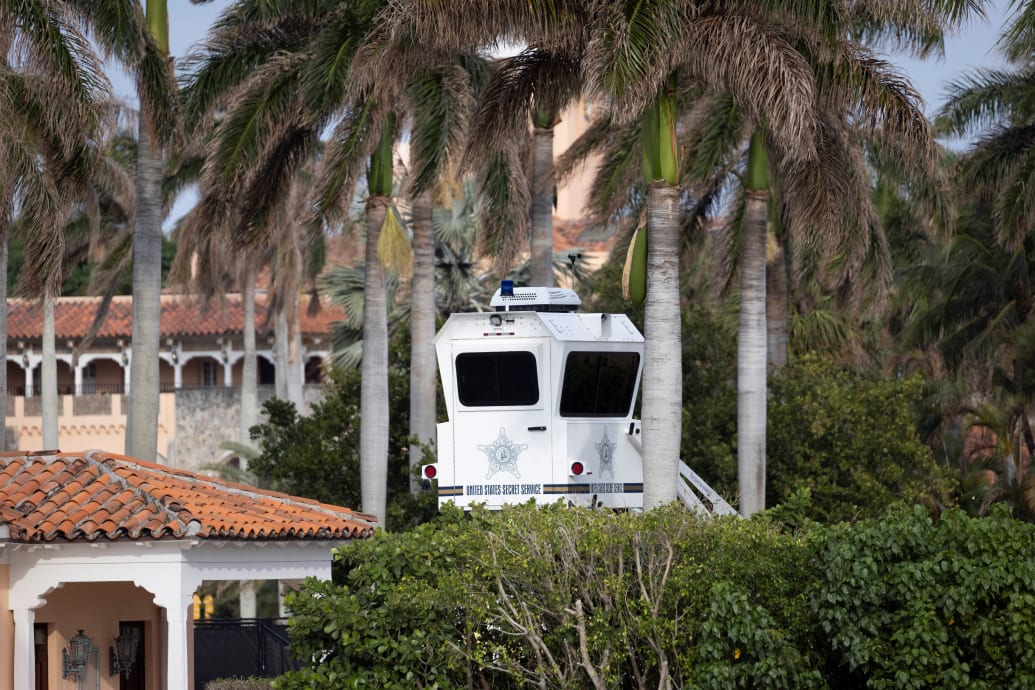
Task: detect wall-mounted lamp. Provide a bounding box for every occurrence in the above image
[62,629,94,689]
[109,626,140,679]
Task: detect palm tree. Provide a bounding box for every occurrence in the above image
[554,3,970,512]
[178,0,397,522]
[460,50,579,285]
[127,0,177,460]
[403,56,490,491]
[3,0,181,462]
[2,3,163,453]
[409,190,437,490]
[391,1,902,509]
[936,10,1035,254]
[180,0,482,524]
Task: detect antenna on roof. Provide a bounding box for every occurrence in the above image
[499,280,514,312]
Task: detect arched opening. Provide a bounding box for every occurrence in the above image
[258,358,276,386]
[304,356,324,384]
[33,582,161,690]
[182,356,223,388]
[7,360,25,395]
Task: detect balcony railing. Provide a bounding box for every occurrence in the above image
[14,382,180,397]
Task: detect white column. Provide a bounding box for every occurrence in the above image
[13,607,35,690]
[24,361,34,398]
[74,362,83,395]
[165,602,190,690]
[239,580,257,619]
[122,351,131,394]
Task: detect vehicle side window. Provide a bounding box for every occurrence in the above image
[560,351,639,417]
[456,351,539,406]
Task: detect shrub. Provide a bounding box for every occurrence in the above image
[767,355,957,522]
[813,504,1035,688]
[277,502,1035,689]
[276,504,824,689]
[206,679,274,690]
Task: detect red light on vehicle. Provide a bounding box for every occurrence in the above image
[570,461,584,476]
[423,464,438,480]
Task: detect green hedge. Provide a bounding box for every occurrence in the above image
[274,503,1035,689]
[206,679,273,690]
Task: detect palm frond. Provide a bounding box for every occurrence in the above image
[935,67,1035,139]
[668,14,819,162]
[405,62,472,196]
[476,145,530,271]
[311,97,392,225]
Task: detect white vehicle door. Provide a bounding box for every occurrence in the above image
[450,342,553,507]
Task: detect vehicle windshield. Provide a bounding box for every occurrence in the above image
[560,351,639,417]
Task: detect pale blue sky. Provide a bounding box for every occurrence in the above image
[134,0,1013,227]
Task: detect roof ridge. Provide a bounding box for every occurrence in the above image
[0,451,376,543]
[99,452,375,523]
[86,450,202,537]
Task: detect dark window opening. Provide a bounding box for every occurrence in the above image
[304,357,324,384]
[456,351,539,406]
[118,621,146,690]
[258,358,276,385]
[34,623,48,690]
[560,351,640,417]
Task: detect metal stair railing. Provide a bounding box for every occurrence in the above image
[677,460,737,516]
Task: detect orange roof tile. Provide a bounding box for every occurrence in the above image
[7,293,343,341]
[0,450,375,543]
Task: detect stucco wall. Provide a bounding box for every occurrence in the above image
[10,392,175,458]
[170,385,324,470]
[0,562,12,690]
[35,581,163,690]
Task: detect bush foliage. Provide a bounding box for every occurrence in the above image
[248,335,437,531]
[274,503,1035,689]
[206,679,273,690]
[766,356,957,522]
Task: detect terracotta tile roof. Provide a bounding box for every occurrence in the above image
[0,450,376,542]
[7,293,343,341]
[552,218,620,254]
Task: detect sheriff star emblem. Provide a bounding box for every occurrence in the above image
[478,427,527,480]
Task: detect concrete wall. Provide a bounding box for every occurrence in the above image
[35,581,163,690]
[170,385,324,470]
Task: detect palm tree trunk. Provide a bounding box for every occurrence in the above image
[642,181,682,508]
[126,0,168,462]
[126,111,163,461]
[766,237,789,369]
[239,266,258,450]
[362,197,390,525]
[738,131,769,516]
[287,311,304,408]
[530,125,554,287]
[409,190,437,494]
[237,270,259,621]
[0,216,9,451]
[274,308,289,400]
[41,292,58,449]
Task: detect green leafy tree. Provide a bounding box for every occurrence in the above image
[181,0,484,524]
[276,499,1035,688]
[814,504,1035,688]
[247,334,436,532]
[766,355,957,522]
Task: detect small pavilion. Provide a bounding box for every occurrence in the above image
[0,449,375,690]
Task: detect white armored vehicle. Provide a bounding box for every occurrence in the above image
[422,281,734,515]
